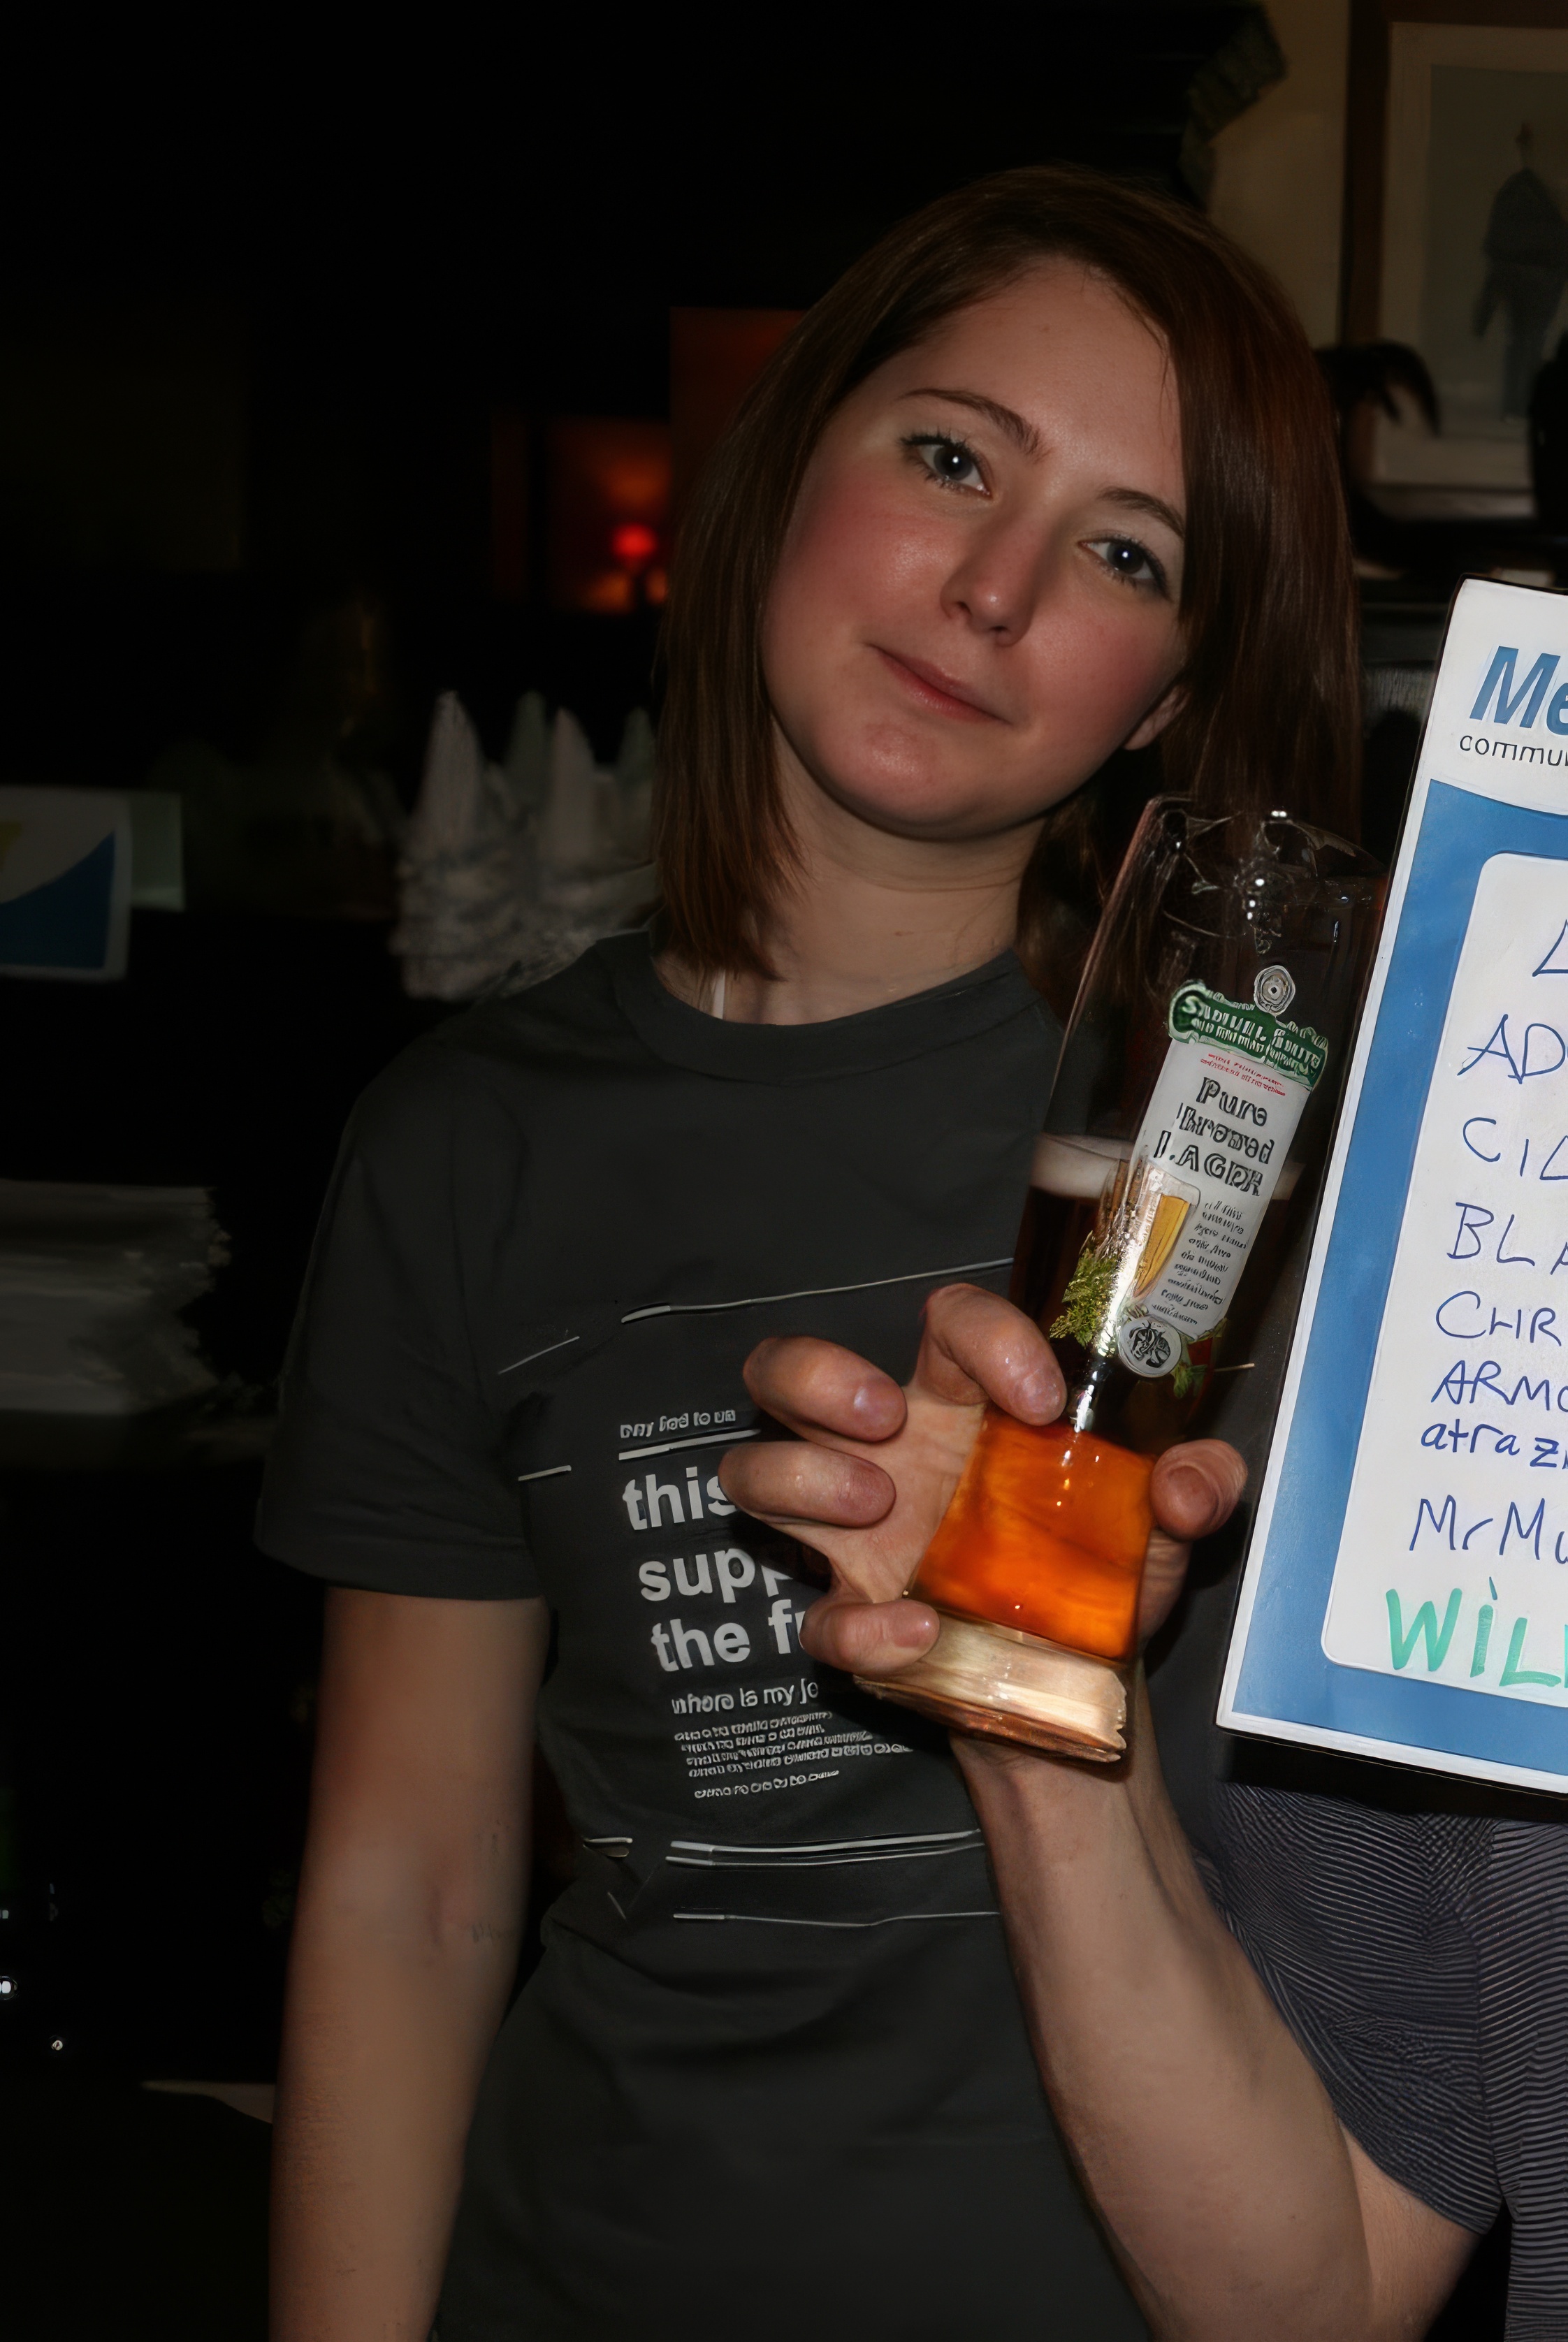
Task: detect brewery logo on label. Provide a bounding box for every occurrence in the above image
[1253,963,1296,1014]
[1167,977,1327,1092]
[1116,1313,1180,1378]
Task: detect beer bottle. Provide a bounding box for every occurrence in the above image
[860,800,1384,1759]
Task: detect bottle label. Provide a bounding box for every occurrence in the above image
[1051,976,1328,1390]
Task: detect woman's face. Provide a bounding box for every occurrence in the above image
[761,261,1186,845]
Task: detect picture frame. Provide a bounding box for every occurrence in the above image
[1344,3,1568,516]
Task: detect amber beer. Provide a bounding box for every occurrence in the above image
[858,801,1384,1759]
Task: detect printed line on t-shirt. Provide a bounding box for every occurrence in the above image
[672,1908,997,1929]
[617,1427,760,1461]
[669,1827,981,1860]
[522,1425,761,1478]
[619,1256,1012,1323]
[498,1332,581,1376]
[668,1844,981,1870]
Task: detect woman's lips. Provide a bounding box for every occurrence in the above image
[873,647,1001,723]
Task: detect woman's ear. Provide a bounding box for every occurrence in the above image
[1122,680,1186,753]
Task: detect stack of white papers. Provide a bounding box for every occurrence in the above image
[0,1181,222,1418]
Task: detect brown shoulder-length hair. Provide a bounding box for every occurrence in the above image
[655,166,1360,1001]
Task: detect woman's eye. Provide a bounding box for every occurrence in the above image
[1087,536,1166,592]
[906,434,985,492]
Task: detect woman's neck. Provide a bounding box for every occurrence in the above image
[659,754,1043,1026]
[725,849,1029,1026]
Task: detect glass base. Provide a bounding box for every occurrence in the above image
[855,1610,1128,1761]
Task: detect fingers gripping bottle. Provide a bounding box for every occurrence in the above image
[858,801,1383,1760]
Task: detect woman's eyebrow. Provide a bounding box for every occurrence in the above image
[899,390,1184,540]
[899,386,1041,458]
[1100,486,1185,540]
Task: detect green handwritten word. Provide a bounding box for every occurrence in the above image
[1385,1587,1562,1688]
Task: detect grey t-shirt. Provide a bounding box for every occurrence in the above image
[257,936,1149,2341]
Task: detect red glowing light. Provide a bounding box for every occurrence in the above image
[610,521,660,569]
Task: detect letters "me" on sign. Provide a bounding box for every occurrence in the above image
[1471,646,1568,735]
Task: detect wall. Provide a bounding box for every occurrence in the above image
[1210,0,1351,345]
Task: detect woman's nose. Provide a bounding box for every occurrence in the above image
[938,518,1050,643]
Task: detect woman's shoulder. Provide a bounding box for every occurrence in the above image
[350,939,645,1162]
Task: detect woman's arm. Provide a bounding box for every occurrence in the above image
[723,1288,1475,2340]
[270,1588,550,2342]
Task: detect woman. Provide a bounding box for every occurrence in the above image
[259,167,1356,2339]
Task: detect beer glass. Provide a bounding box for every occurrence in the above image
[861,799,1384,1758]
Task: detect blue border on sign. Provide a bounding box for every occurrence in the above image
[1233,779,1568,1770]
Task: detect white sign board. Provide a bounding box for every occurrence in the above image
[1223,579,1568,1791]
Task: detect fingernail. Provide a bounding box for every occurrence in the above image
[1163,1463,1213,1524]
[1020,1366,1065,1423]
[890,1602,939,1649]
[849,1380,901,1434]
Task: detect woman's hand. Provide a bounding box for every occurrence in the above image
[719,1281,1245,1680]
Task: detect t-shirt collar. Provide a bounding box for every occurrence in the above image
[600,929,1045,1085]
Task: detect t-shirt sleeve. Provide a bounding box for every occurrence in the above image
[256,1043,540,1599]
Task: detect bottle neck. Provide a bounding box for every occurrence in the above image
[1059,1345,1119,1433]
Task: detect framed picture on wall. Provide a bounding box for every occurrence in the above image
[1346,6,1568,516]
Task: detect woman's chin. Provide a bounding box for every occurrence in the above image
[806,762,1061,846]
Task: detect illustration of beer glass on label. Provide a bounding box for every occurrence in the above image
[858,800,1385,1761]
[1131,1174,1198,1299]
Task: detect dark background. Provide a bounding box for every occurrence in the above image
[0,9,1514,2333]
